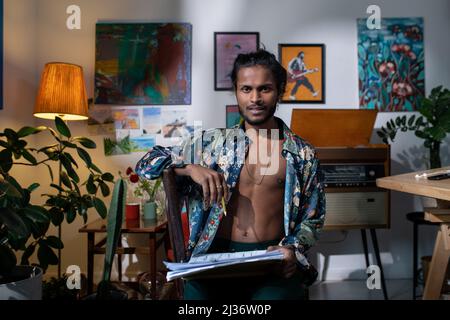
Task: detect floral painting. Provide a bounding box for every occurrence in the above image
[357,17,424,111]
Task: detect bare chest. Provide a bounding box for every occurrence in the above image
[239,155,286,192]
[239,139,286,191]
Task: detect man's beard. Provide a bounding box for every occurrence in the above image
[238,104,277,126]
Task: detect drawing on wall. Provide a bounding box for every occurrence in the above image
[226,105,242,128]
[161,108,187,138]
[279,44,325,103]
[87,104,115,135]
[95,23,192,105]
[104,131,157,156]
[130,134,156,152]
[357,17,424,111]
[214,32,259,90]
[112,108,140,130]
[104,134,133,156]
[142,107,161,134]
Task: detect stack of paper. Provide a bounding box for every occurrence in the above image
[164,250,284,281]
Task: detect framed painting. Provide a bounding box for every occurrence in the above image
[357,18,424,111]
[214,32,259,91]
[95,23,192,105]
[226,105,242,128]
[278,44,325,104]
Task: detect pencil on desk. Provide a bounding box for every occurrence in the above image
[221,196,227,216]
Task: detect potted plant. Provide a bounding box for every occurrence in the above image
[377,85,450,169]
[124,167,162,220]
[0,174,47,299]
[84,178,129,300]
[0,117,114,299]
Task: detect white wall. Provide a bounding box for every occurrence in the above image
[1,0,44,234]
[2,0,450,282]
[1,0,38,133]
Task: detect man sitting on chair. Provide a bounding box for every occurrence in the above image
[135,49,326,300]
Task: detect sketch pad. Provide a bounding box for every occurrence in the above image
[164,250,284,281]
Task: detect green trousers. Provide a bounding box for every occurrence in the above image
[183,238,307,300]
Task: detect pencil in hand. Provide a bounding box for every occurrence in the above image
[221,196,227,216]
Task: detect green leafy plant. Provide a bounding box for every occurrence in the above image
[95,178,128,300]
[377,85,450,169]
[0,117,114,278]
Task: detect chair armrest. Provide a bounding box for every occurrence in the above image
[163,168,187,262]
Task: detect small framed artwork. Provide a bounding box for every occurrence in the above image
[214,32,259,91]
[278,44,325,104]
[226,105,242,128]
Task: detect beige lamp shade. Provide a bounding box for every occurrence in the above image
[34,62,89,121]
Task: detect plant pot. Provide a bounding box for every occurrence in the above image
[0,266,43,300]
[143,201,157,220]
[125,202,140,220]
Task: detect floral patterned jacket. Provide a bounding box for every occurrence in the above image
[135,117,326,266]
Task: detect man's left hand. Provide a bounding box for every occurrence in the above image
[267,246,297,278]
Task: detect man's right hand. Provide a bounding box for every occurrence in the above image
[174,164,229,208]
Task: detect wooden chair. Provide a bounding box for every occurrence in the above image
[162,168,189,299]
[162,167,316,300]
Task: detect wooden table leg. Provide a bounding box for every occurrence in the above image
[87,232,94,294]
[117,237,122,282]
[423,224,450,300]
[163,227,171,256]
[149,233,157,299]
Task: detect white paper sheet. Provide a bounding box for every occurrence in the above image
[164,250,284,281]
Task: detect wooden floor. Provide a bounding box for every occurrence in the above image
[309,279,415,300]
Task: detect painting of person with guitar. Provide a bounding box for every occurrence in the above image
[287,51,319,100]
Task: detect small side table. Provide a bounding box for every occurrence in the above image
[79,217,168,299]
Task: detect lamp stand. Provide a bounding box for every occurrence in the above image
[56,119,65,279]
[58,155,62,279]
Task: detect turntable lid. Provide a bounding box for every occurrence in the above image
[290,109,378,147]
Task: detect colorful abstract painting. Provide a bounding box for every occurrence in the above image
[95,23,192,105]
[357,17,424,111]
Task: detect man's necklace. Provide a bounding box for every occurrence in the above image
[244,154,272,185]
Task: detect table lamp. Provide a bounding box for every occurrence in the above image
[34,62,89,121]
[33,62,89,277]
